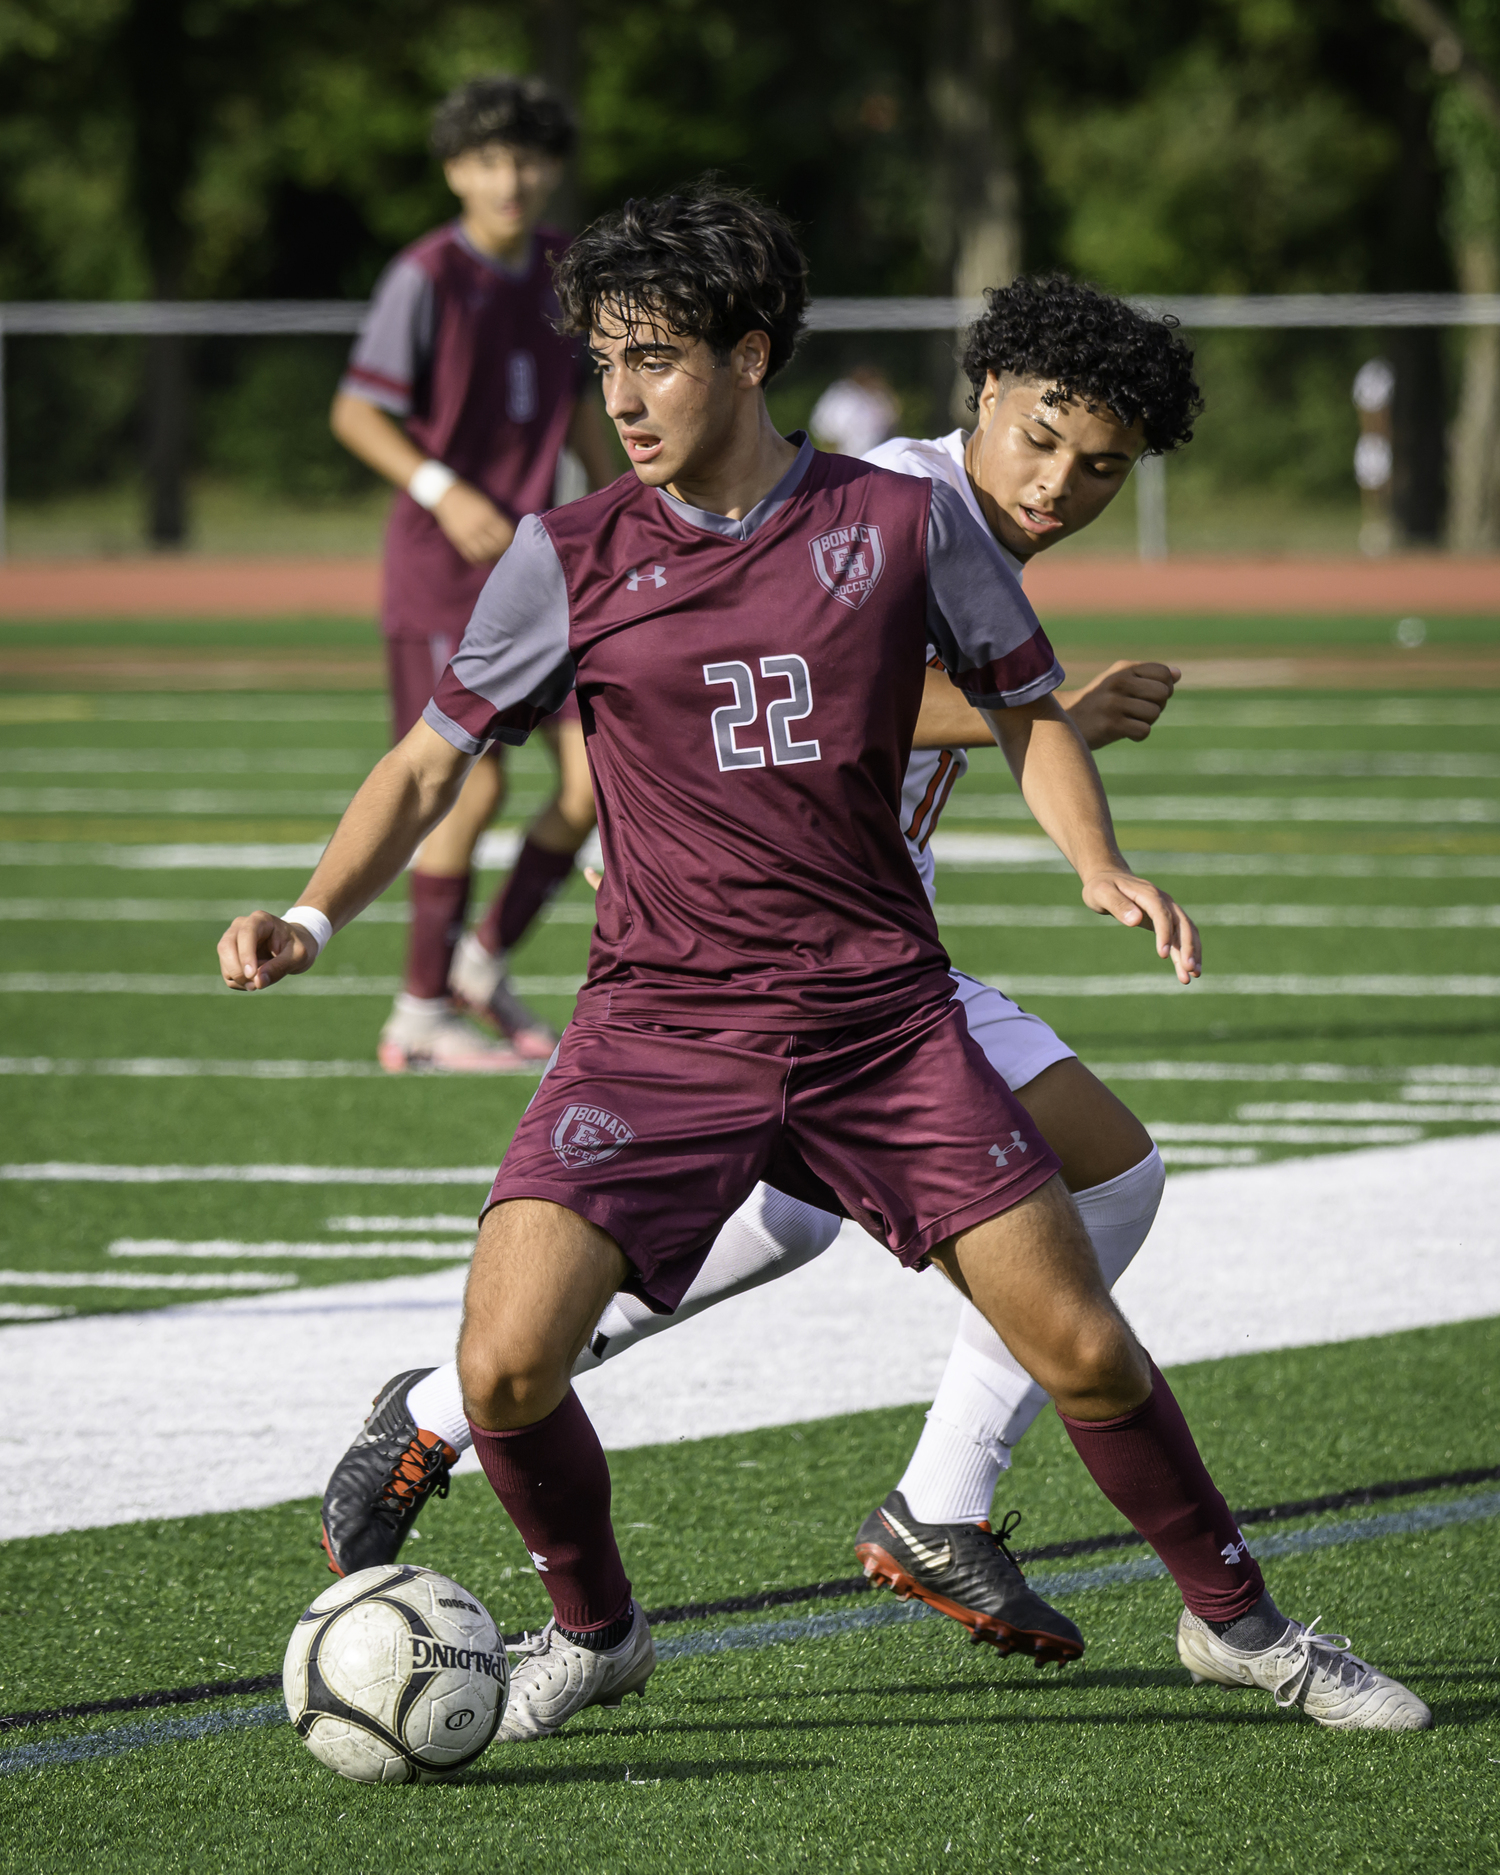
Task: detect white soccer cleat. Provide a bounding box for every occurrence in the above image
[1176,1608,1433,1731]
[499,1601,656,1743]
[377,997,528,1074]
[449,932,557,1060]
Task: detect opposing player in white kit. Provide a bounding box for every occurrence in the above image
[321,275,1195,1662]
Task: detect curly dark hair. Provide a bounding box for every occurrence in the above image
[430,74,576,162]
[551,185,808,380]
[961,275,1203,454]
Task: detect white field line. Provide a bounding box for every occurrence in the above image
[1,1056,1495,1085]
[929,840,1500,878]
[0,1163,494,1185]
[1237,1101,1500,1123]
[324,1214,475,1232]
[937,902,1500,928]
[0,787,363,815]
[0,1269,296,1291]
[108,1238,471,1261]
[0,830,536,871]
[0,973,581,997]
[0,896,597,924]
[0,1056,393,1078]
[1160,700,1500,729]
[945,793,1500,824]
[1146,1122,1423,1144]
[1157,1146,1260,1165]
[1094,751,1500,779]
[1094,1061,1500,1085]
[0,695,388,724]
[4,970,1497,999]
[0,749,372,775]
[6,1133,1498,1538]
[0,1304,73,1320]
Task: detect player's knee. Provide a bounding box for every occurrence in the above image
[456,1324,564,1428]
[1050,1310,1148,1410]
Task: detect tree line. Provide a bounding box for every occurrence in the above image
[1,0,1496,546]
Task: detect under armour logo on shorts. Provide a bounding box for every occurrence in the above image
[988,1131,1030,1166]
[551,1103,636,1169]
[626,565,667,591]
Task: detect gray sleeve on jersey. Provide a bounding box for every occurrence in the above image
[923,478,1064,709]
[422,517,575,752]
[339,258,435,416]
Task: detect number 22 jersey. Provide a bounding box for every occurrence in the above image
[424,435,1062,1030]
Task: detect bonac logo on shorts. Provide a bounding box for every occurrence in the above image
[551,1103,635,1169]
[808,522,885,610]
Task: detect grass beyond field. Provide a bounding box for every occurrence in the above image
[2,1319,1497,1872]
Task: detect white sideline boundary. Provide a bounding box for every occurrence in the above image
[1,1132,1497,1541]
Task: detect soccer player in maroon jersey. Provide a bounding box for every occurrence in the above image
[223,190,1429,1740]
[331,74,615,1071]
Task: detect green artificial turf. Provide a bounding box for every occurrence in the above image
[1,1317,1497,1873]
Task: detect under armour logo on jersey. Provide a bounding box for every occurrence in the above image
[626,565,667,591]
[988,1131,1030,1166]
[1220,1535,1250,1566]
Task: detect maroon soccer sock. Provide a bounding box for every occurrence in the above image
[1058,1362,1265,1624]
[476,838,577,958]
[467,1390,632,1634]
[403,869,472,999]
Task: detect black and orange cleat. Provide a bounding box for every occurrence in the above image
[319,1368,459,1577]
[854,1490,1084,1665]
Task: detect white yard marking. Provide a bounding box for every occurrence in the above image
[937,902,1500,928]
[1147,1122,1422,1145]
[0,1304,74,1321]
[1160,699,1500,729]
[2,1132,1497,1537]
[0,1162,495,1185]
[0,787,363,816]
[324,1214,476,1233]
[1095,750,1500,780]
[0,1269,296,1292]
[1097,1061,1500,1084]
[108,1239,472,1261]
[0,831,528,870]
[1236,1101,1500,1123]
[0,895,595,924]
[4,970,1495,999]
[0,1056,392,1078]
[928,837,1500,878]
[945,793,1500,824]
[0,749,370,775]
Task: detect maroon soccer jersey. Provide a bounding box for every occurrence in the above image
[342,222,585,641]
[425,439,1062,1029]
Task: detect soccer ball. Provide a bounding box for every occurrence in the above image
[283,1564,508,1783]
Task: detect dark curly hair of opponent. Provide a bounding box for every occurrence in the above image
[552,184,808,381]
[962,275,1203,454]
[431,74,576,162]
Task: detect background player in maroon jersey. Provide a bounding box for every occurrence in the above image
[224,188,1429,1743]
[331,74,616,1072]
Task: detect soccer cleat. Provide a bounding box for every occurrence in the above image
[854,1490,1084,1664]
[449,932,557,1061]
[320,1368,459,1576]
[499,1601,656,1742]
[1176,1608,1433,1731]
[377,996,529,1073]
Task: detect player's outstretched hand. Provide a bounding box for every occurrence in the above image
[1081,870,1201,985]
[433,482,517,565]
[217,911,318,993]
[1062,660,1181,750]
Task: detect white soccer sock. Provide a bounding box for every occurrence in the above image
[405,1364,472,1454]
[402,1185,842,1444]
[571,1183,842,1371]
[895,1147,1165,1525]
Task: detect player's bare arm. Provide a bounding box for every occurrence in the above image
[217,721,473,992]
[913,658,1181,752]
[330,391,516,564]
[982,695,1200,983]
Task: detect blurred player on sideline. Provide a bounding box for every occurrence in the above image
[332,73,615,1071]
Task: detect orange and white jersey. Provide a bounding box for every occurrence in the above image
[863,431,1026,904]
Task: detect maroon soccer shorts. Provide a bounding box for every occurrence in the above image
[389,635,579,747]
[485,995,1061,1311]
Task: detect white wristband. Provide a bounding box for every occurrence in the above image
[282,905,333,961]
[408,459,458,511]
